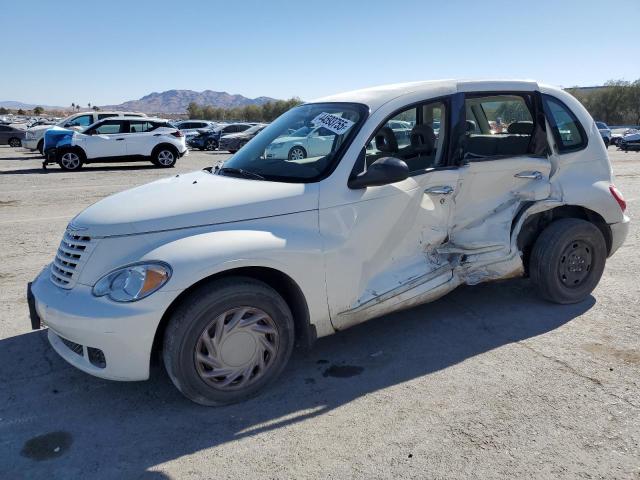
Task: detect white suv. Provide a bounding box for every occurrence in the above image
[28,80,629,405]
[45,117,187,170]
[23,111,146,155]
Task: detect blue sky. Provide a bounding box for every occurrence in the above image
[2,0,639,106]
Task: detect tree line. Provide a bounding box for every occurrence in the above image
[567,79,640,125]
[186,97,302,122]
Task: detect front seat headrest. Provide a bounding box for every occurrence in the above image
[466,120,477,132]
[375,126,399,153]
[410,124,436,155]
[507,120,534,135]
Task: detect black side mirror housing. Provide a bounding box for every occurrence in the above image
[348,157,409,189]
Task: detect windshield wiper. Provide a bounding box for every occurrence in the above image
[217,167,265,180]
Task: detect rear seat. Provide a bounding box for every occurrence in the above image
[464,121,534,157]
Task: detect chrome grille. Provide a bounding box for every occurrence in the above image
[50,230,95,289]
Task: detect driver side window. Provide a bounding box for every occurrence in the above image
[366,100,446,174]
[66,115,93,128]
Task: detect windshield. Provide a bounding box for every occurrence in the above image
[244,124,265,134]
[218,102,367,182]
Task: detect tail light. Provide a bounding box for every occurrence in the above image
[609,184,626,212]
[171,130,183,138]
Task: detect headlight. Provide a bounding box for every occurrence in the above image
[92,262,171,302]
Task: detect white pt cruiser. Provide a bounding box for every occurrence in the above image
[28,80,630,405]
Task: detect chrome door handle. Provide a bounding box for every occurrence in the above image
[514,171,542,180]
[424,185,454,195]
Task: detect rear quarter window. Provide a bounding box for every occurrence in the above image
[543,95,587,153]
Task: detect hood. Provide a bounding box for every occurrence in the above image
[28,124,54,133]
[71,171,318,237]
[44,126,75,150]
[269,135,304,146]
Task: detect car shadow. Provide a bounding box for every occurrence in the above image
[0,279,594,479]
[0,164,162,175]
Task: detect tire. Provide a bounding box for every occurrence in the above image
[228,149,237,154]
[163,277,295,406]
[37,140,44,156]
[205,139,217,151]
[288,146,306,160]
[8,138,21,148]
[604,138,610,148]
[58,149,84,171]
[529,218,606,304]
[152,146,177,167]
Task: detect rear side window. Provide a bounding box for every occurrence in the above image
[128,121,157,133]
[462,94,535,159]
[543,95,587,153]
[93,120,124,134]
[98,113,118,120]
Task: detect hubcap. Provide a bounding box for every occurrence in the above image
[558,240,593,287]
[61,152,80,169]
[194,306,279,390]
[157,150,174,165]
[290,148,305,160]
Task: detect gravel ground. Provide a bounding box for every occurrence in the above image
[0,146,638,480]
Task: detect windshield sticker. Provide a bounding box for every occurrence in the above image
[311,113,355,135]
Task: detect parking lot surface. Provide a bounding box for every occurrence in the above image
[0,146,638,479]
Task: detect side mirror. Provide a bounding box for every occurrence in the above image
[348,157,409,189]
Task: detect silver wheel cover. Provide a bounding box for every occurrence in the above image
[61,152,80,169]
[290,147,305,160]
[157,150,175,165]
[195,306,279,391]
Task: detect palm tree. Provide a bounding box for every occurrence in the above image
[71,102,75,111]
[88,102,91,109]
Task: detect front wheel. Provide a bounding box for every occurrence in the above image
[152,147,177,167]
[58,150,84,171]
[288,146,306,160]
[163,277,295,406]
[205,139,217,151]
[529,218,606,304]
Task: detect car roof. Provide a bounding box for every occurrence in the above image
[312,79,554,112]
[103,116,168,122]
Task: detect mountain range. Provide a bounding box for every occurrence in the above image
[1,89,278,114]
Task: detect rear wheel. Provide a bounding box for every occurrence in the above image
[529,218,606,304]
[205,139,217,151]
[8,137,21,148]
[163,277,295,406]
[58,150,83,171]
[152,147,177,167]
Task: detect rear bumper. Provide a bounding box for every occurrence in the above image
[29,265,178,381]
[609,215,630,257]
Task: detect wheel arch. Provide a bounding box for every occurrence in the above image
[152,266,316,361]
[515,204,613,274]
[152,142,179,157]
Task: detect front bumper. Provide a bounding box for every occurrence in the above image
[609,215,630,257]
[23,138,38,150]
[29,265,178,381]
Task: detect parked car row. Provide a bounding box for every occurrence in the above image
[41,117,187,170]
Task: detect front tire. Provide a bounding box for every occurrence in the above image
[529,218,606,304]
[163,277,295,406]
[205,139,217,151]
[288,146,306,160]
[58,150,84,171]
[8,138,21,148]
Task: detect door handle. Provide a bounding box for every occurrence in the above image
[115,138,125,141]
[424,185,454,195]
[514,171,542,180]
[153,134,161,137]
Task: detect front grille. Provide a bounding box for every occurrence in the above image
[50,230,96,289]
[60,336,83,356]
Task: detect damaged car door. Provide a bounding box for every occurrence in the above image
[322,97,462,330]
[445,90,551,282]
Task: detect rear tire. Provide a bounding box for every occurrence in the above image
[529,218,606,304]
[152,146,177,167]
[162,277,295,406]
[205,139,217,151]
[288,146,306,160]
[8,138,21,148]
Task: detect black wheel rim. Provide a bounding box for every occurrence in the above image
[558,239,593,288]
